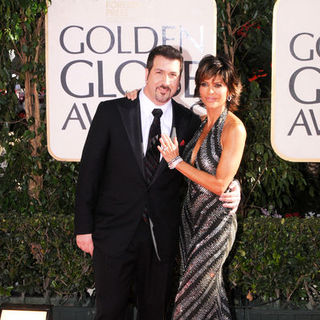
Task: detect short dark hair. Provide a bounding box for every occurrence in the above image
[194,55,242,112]
[146,45,184,75]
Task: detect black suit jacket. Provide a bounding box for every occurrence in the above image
[75,96,200,261]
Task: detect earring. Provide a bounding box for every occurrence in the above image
[227,95,232,102]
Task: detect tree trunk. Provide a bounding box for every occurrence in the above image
[24,71,43,200]
[20,12,45,200]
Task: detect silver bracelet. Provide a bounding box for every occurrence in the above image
[167,156,180,166]
[168,156,183,169]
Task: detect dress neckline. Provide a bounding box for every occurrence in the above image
[190,108,228,166]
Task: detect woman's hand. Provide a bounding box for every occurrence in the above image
[158,134,179,163]
[124,89,139,100]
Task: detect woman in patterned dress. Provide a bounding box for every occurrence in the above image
[158,55,246,320]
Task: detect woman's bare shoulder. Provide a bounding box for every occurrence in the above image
[220,111,246,150]
[224,111,246,135]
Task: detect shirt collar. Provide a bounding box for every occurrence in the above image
[139,88,172,121]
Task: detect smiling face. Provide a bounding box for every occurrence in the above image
[143,55,181,105]
[199,75,229,111]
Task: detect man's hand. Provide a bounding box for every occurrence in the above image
[219,180,241,214]
[76,233,94,256]
[124,89,139,100]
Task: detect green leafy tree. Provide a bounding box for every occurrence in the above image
[0,0,48,199]
[0,0,78,215]
[216,0,318,216]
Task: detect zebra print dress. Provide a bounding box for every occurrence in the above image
[172,108,237,320]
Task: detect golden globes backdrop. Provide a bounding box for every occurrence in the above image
[272,0,320,162]
[46,0,217,161]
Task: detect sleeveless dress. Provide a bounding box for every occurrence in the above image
[172,108,237,320]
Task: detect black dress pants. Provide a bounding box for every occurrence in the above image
[93,219,173,320]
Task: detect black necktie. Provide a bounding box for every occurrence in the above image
[144,108,163,184]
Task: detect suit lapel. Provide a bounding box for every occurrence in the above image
[151,100,184,182]
[117,98,187,185]
[117,98,145,178]
[170,100,185,143]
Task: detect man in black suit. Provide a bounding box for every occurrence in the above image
[75,45,240,320]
